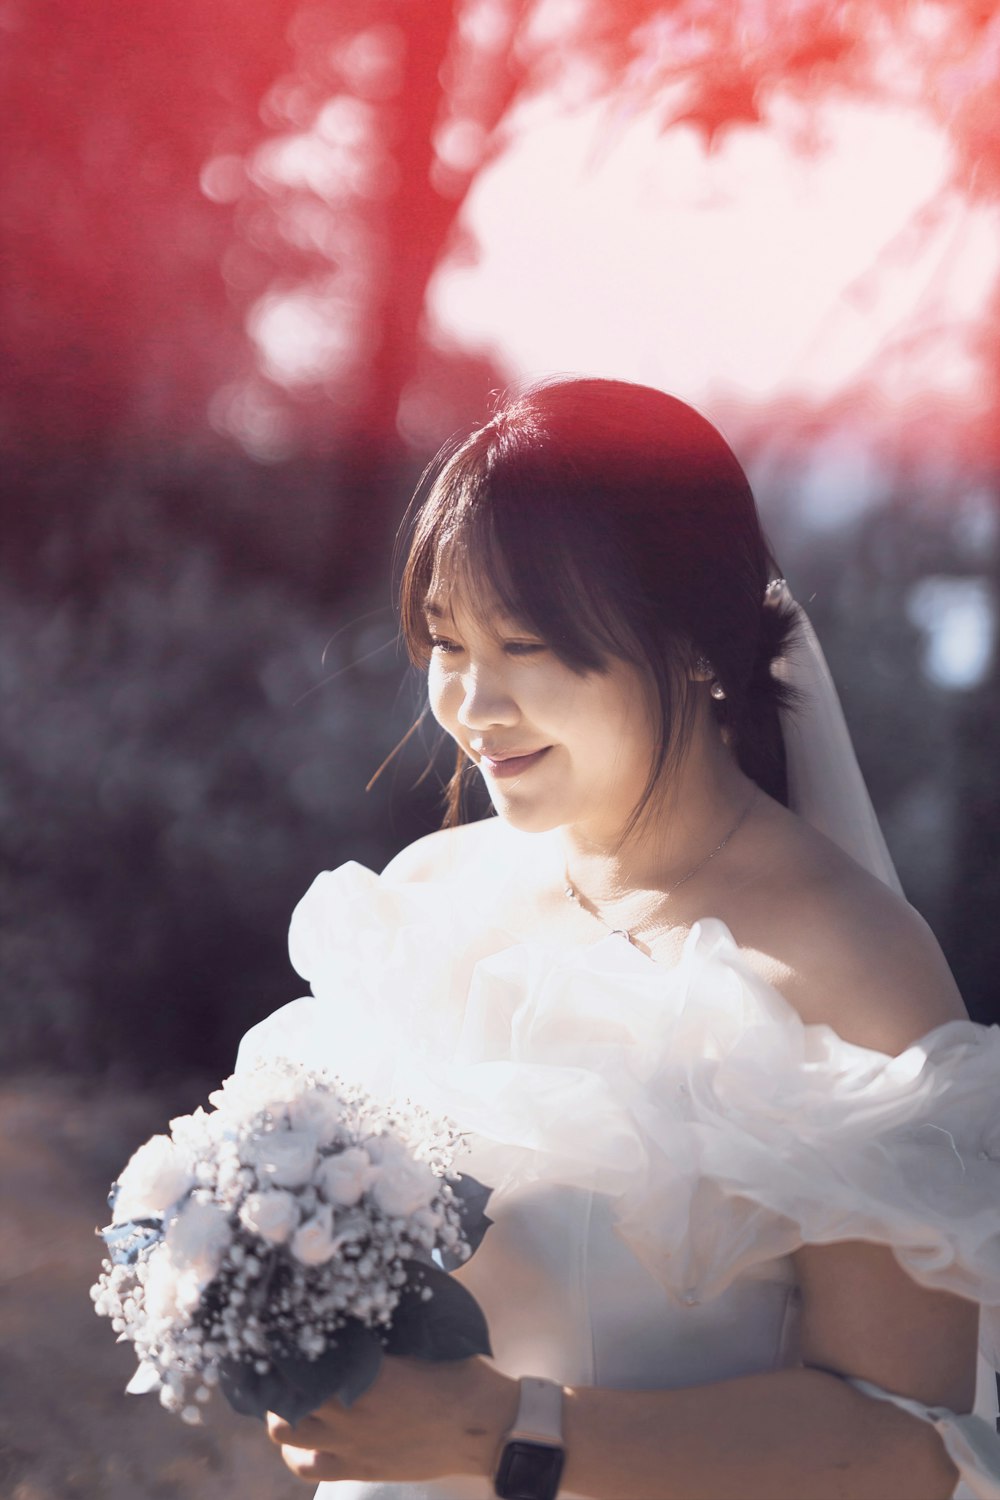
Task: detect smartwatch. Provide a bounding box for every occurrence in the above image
[493,1375,566,1500]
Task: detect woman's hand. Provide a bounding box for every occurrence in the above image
[266,1354,519,1486]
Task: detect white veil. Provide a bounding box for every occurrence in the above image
[768,580,904,897]
[773,582,1000,1454]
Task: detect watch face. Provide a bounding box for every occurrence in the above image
[494,1440,565,1500]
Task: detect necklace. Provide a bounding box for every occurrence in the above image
[564,789,758,946]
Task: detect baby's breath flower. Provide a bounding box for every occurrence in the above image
[94,1059,475,1424]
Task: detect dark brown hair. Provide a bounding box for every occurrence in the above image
[396,377,798,829]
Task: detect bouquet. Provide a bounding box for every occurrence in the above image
[92,1060,492,1426]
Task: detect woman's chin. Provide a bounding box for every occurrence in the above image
[485,792,564,835]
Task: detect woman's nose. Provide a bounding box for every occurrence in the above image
[455,666,519,730]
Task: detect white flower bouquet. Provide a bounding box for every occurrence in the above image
[92,1060,492,1426]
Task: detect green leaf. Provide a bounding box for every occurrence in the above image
[218,1357,289,1422]
[439,1172,493,1269]
[382,1261,492,1361]
[218,1322,384,1424]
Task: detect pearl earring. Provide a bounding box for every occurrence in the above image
[695,655,726,700]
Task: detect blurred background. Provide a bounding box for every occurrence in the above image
[1,1,998,1495]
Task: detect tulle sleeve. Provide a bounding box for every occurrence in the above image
[619,974,1000,1335]
[239,865,1000,1346]
[234,860,516,1095]
[422,916,1000,1363]
[237,861,1000,1493]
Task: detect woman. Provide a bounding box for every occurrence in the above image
[240,378,1000,1499]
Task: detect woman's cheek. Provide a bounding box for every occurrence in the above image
[427,664,459,736]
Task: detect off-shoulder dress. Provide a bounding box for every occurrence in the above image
[237,841,1000,1500]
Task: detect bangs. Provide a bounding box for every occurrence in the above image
[399,432,643,675]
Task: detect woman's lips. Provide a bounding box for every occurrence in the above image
[479,747,551,779]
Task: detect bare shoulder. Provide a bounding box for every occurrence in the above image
[380,817,505,885]
[737,807,968,1056]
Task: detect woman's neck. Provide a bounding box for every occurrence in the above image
[559,717,755,907]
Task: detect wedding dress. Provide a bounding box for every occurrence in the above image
[236,590,1000,1500]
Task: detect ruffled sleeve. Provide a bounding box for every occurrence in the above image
[619,955,1000,1327]
[236,860,1000,1487]
[235,860,517,1097]
[418,916,1000,1345]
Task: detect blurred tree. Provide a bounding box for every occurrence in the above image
[0,0,294,446]
[203,0,1000,654]
[1,0,998,1077]
[206,0,532,593]
[3,0,997,488]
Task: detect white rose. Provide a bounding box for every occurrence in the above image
[167,1107,215,1155]
[246,1128,318,1188]
[290,1204,337,1266]
[165,1196,232,1295]
[370,1152,438,1218]
[315,1147,374,1207]
[114,1134,194,1222]
[332,1207,369,1244]
[143,1243,205,1328]
[144,1246,184,1325]
[238,1189,300,1245]
[288,1092,343,1142]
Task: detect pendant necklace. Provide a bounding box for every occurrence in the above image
[564,789,758,946]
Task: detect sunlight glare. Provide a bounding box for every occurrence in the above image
[430,91,1000,411]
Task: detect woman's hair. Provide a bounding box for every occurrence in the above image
[396,376,798,830]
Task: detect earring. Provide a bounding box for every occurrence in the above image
[695,655,726,699]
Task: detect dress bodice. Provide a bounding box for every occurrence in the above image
[453,1179,800,1390]
[235,855,1000,1500]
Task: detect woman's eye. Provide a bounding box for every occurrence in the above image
[429,636,461,654]
[505,641,545,656]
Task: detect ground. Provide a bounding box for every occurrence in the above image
[0,1075,302,1500]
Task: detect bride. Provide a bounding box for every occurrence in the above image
[241,378,1000,1499]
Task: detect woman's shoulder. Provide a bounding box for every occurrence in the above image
[737,803,968,1056]
[380,816,512,886]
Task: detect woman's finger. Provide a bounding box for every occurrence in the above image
[266,1410,328,1450]
[279,1442,344,1482]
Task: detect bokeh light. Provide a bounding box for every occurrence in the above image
[431,90,999,420]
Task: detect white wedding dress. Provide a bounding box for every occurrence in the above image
[237,828,1000,1500]
[236,586,1000,1499]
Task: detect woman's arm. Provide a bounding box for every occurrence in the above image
[267,1336,965,1499]
[558,1361,960,1500]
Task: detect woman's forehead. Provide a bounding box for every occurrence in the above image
[422,583,527,632]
